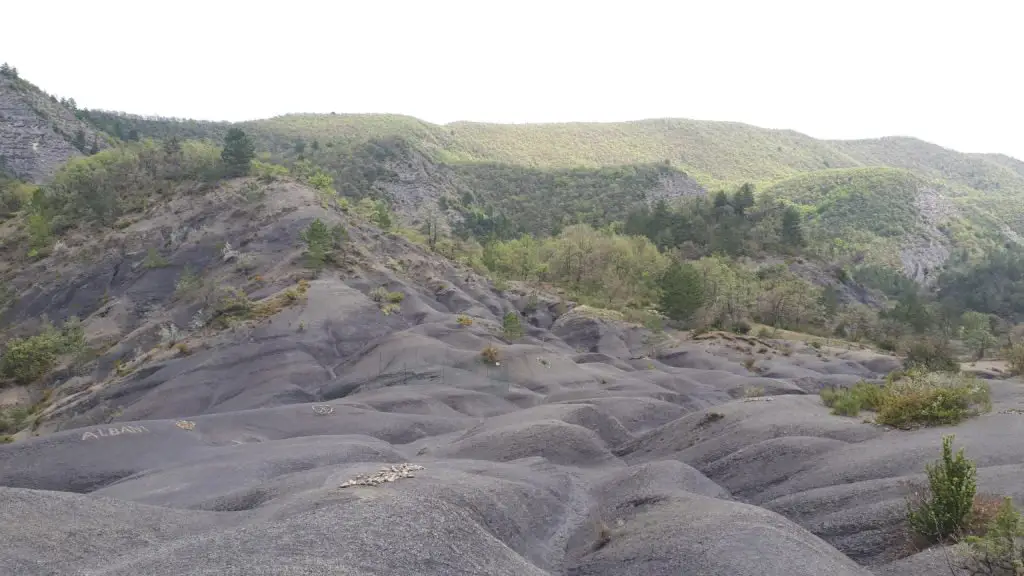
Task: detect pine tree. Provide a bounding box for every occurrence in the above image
[781,206,805,248]
[88,136,99,155]
[127,129,140,142]
[311,139,320,151]
[733,183,755,216]
[0,62,10,76]
[221,128,256,177]
[659,262,705,322]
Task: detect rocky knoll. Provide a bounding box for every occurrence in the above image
[0,179,1021,575]
[0,75,107,183]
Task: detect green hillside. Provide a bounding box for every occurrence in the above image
[441,119,860,187]
[72,109,1024,249]
[830,137,1024,194]
[761,168,940,267]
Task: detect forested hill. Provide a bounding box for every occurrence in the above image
[5,67,1024,329]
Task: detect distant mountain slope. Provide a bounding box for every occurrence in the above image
[442,119,861,186]
[762,168,969,279]
[64,102,1024,263]
[829,137,1024,194]
[0,73,109,182]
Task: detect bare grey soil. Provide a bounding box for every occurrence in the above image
[0,180,1019,576]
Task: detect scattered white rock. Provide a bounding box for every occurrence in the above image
[339,464,424,488]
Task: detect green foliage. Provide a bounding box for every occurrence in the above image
[624,194,791,258]
[456,314,473,327]
[878,370,990,428]
[372,200,392,229]
[780,205,805,249]
[35,141,227,229]
[174,265,202,299]
[369,287,389,303]
[27,211,52,254]
[210,287,253,327]
[821,372,988,427]
[301,218,345,273]
[0,319,85,385]
[1,333,58,384]
[502,311,523,340]
[306,171,337,207]
[0,404,29,434]
[0,177,36,216]
[903,337,959,372]
[451,163,684,238]
[908,435,977,542]
[252,160,289,182]
[483,224,668,310]
[961,311,995,360]
[659,262,704,323]
[819,381,886,416]
[830,393,862,416]
[959,497,1024,575]
[142,247,169,269]
[221,128,256,177]
[938,246,1024,323]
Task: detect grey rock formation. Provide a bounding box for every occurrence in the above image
[0,75,107,182]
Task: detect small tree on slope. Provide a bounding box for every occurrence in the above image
[222,128,255,177]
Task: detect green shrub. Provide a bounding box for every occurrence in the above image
[210,287,252,327]
[369,286,388,302]
[830,394,862,416]
[2,335,57,384]
[386,291,404,303]
[456,314,473,327]
[142,247,169,269]
[820,381,886,417]
[174,265,202,298]
[959,497,1024,574]
[251,160,288,183]
[903,337,959,372]
[877,370,990,428]
[0,434,12,444]
[380,303,401,316]
[502,311,523,340]
[908,435,976,543]
[0,406,30,433]
[850,381,887,411]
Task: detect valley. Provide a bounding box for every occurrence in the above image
[2,64,1024,575]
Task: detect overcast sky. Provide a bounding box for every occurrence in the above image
[3,0,1021,159]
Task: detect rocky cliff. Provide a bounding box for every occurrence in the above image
[0,74,108,182]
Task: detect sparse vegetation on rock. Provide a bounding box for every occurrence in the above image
[907,435,976,543]
[502,311,523,340]
[480,344,500,364]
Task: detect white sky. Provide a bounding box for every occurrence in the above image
[2,0,1021,159]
